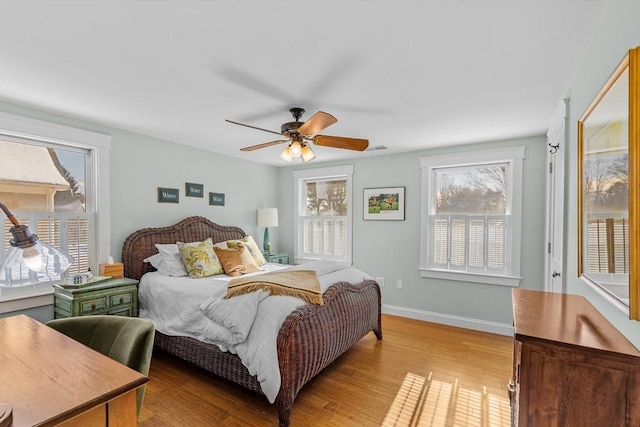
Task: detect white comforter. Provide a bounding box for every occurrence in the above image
[138,260,371,402]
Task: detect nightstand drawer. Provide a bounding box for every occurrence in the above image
[265,253,289,264]
[110,291,134,307]
[55,297,72,313]
[80,296,107,314]
[108,306,135,316]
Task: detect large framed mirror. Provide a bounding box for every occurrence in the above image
[578,46,638,320]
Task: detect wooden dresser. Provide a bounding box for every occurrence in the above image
[510,289,640,427]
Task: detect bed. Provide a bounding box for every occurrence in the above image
[121,216,382,426]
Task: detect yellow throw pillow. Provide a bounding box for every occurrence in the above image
[177,238,224,278]
[213,243,260,277]
[222,235,267,266]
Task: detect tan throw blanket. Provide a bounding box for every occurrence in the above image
[225,270,323,305]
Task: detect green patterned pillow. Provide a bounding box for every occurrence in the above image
[221,235,267,266]
[177,238,224,278]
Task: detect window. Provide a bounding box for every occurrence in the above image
[0,113,111,306]
[293,165,353,264]
[419,147,525,286]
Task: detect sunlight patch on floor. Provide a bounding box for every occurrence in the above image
[382,372,510,427]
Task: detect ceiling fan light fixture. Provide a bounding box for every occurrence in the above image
[301,144,315,162]
[232,108,368,161]
[280,146,293,162]
[289,140,302,158]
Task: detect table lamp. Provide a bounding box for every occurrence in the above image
[0,201,73,281]
[257,208,278,253]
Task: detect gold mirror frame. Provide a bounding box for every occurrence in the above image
[578,46,639,320]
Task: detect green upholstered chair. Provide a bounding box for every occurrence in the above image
[46,315,155,415]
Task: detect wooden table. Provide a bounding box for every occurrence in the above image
[0,314,148,426]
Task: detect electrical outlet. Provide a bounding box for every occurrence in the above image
[375,277,385,287]
[396,279,403,289]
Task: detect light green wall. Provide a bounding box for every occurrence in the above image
[564,0,640,347]
[107,130,279,259]
[277,135,547,330]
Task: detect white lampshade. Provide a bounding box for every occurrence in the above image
[280,146,293,162]
[289,140,302,158]
[257,208,279,227]
[301,144,315,162]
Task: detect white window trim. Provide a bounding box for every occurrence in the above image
[0,112,111,310]
[419,146,525,287]
[293,165,354,265]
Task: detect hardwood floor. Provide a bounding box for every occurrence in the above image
[138,314,513,427]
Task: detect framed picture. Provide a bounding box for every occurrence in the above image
[157,187,179,203]
[364,187,405,220]
[578,47,639,319]
[185,182,204,198]
[209,192,225,206]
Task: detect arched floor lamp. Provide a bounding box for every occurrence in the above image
[0,201,74,426]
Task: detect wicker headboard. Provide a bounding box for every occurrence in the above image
[121,216,246,281]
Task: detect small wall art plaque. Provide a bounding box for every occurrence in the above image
[209,192,225,206]
[157,187,179,203]
[185,182,204,197]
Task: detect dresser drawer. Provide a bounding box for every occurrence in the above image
[108,306,135,317]
[55,297,72,313]
[80,296,108,314]
[109,290,134,308]
[265,253,289,264]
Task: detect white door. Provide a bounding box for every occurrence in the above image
[544,100,568,293]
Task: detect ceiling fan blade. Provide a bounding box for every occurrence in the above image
[313,135,369,151]
[218,67,293,102]
[240,140,289,152]
[298,111,337,136]
[225,119,282,136]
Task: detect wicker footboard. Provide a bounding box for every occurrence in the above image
[275,279,382,426]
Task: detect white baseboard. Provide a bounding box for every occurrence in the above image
[382,304,514,336]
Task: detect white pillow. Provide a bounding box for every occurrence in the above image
[144,253,164,268]
[156,243,179,255]
[142,243,188,277]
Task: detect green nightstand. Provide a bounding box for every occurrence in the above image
[53,277,139,318]
[264,252,290,264]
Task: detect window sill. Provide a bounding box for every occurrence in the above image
[419,268,521,287]
[0,289,54,314]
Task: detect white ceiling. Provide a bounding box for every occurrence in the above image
[0,0,610,166]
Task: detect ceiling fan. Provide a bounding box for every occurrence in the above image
[226,107,369,162]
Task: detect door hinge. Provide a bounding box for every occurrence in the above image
[549,162,553,173]
[548,242,551,253]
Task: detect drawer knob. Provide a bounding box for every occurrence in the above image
[91,304,96,310]
[120,297,124,304]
